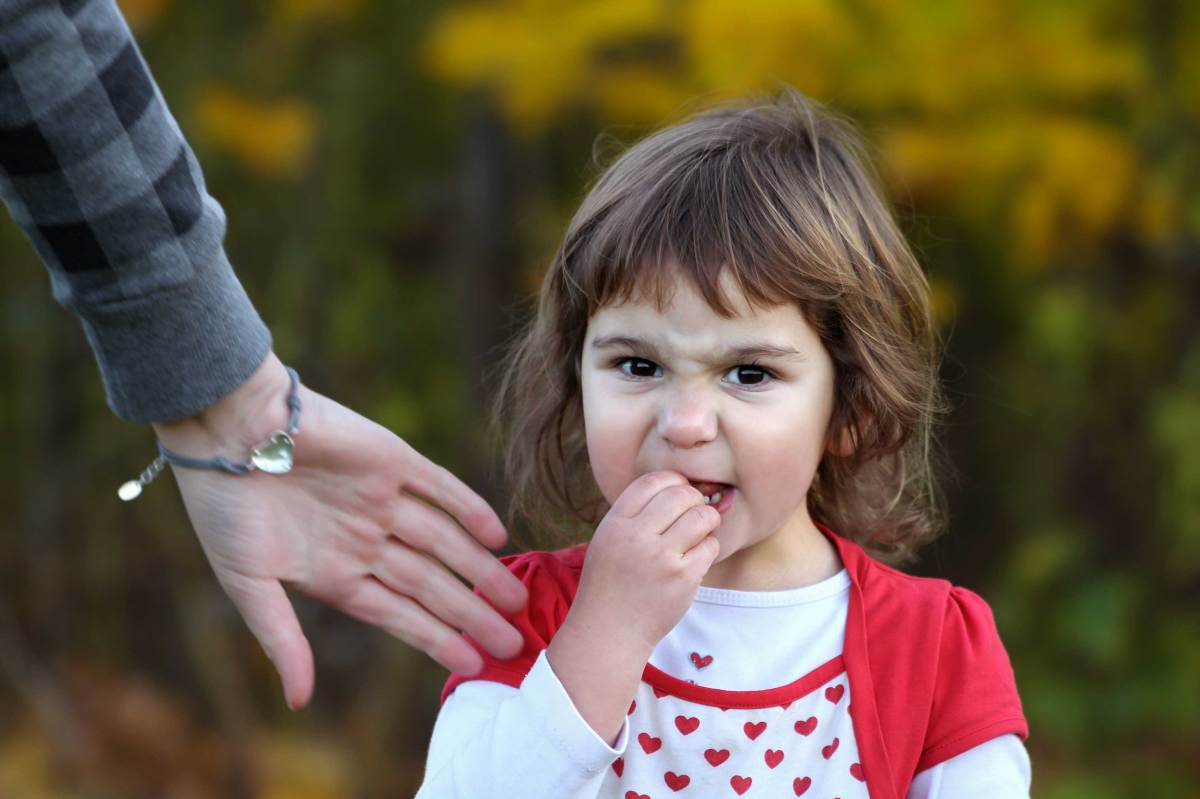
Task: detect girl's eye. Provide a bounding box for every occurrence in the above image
[725,364,773,387]
[617,357,662,378]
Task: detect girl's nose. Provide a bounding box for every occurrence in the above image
[657,390,718,449]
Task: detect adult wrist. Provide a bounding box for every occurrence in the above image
[151,351,294,456]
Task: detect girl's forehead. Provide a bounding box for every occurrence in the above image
[586,275,819,351]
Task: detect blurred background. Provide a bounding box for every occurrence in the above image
[1,0,1198,796]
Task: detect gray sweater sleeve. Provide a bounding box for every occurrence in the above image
[0,0,272,423]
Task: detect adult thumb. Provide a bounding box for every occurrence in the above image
[228,575,315,710]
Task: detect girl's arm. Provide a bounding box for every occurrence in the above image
[906,734,1032,799]
[416,649,629,799]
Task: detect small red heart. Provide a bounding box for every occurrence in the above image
[793,716,818,736]
[825,684,845,704]
[704,748,730,767]
[664,771,690,791]
[780,700,792,710]
[793,776,812,795]
[689,652,713,669]
[743,721,767,740]
[674,715,700,735]
[638,732,662,754]
[624,792,649,799]
[822,737,840,759]
[764,749,784,769]
[612,757,624,777]
[850,762,866,781]
[730,775,752,795]
[627,700,636,715]
[652,687,668,698]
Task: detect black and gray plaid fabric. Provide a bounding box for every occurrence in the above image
[0,0,271,423]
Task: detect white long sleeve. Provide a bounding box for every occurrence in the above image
[418,568,1031,798]
[908,733,1031,798]
[421,665,1028,799]
[415,648,629,799]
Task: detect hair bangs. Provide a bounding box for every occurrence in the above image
[569,138,826,321]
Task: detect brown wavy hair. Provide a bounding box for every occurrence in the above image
[489,86,954,568]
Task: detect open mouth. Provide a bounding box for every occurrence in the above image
[688,480,734,512]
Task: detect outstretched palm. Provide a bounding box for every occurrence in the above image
[162,361,528,710]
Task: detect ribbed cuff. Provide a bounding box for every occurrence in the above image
[522,648,630,773]
[77,245,272,423]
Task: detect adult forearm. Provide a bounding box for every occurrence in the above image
[546,603,653,748]
[151,352,292,455]
[0,0,271,423]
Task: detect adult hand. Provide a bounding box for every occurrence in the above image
[151,352,528,710]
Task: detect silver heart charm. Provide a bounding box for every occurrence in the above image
[251,431,295,474]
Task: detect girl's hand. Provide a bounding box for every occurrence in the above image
[571,470,723,656]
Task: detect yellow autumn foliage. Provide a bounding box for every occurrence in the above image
[194,86,316,179]
[1009,116,1136,268]
[424,0,1165,271]
[0,724,58,799]
[424,0,670,134]
[590,65,692,126]
[927,275,957,331]
[681,0,850,99]
[258,732,351,799]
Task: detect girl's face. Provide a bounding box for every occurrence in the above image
[581,263,843,589]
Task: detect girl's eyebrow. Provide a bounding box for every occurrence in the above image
[589,335,806,364]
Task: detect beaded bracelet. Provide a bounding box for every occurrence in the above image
[118,366,302,501]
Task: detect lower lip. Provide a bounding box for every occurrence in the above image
[710,486,735,515]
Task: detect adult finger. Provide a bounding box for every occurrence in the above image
[340,575,487,675]
[400,448,509,551]
[370,538,524,661]
[608,470,692,519]
[390,492,529,618]
[221,571,315,710]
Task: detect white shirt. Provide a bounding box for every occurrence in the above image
[417,567,1031,797]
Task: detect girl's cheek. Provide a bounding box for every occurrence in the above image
[584,409,639,504]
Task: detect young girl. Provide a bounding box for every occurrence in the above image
[416,88,1030,799]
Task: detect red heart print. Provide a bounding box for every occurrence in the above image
[731,775,752,795]
[690,652,713,669]
[624,792,649,799]
[704,748,730,767]
[822,737,840,759]
[743,721,766,740]
[674,715,700,735]
[793,716,818,736]
[764,749,784,769]
[639,732,663,754]
[664,771,690,791]
[612,757,624,777]
[825,684,845,704]
[652,687,668,698]
[850,762,866,781]
[628,700,637,715]
[780,700,792,710]
[793,776,812,795]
